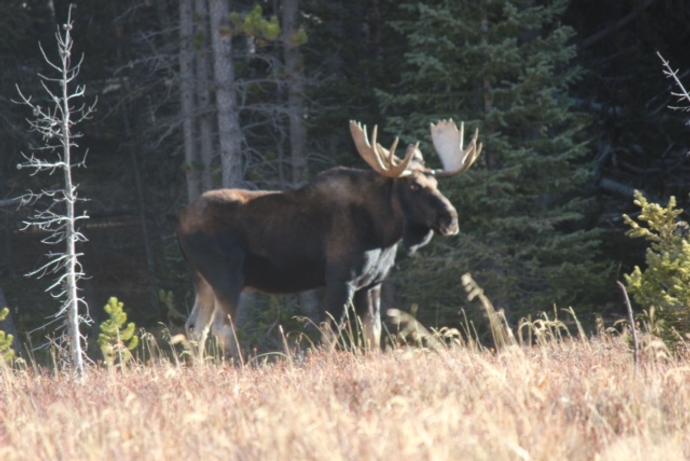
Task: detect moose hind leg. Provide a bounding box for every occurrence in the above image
[185,273,216,341]
[182,232,245,360]
[201,246,245,360]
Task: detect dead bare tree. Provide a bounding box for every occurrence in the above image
[14,5,94,375]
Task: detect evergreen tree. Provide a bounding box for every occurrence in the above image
[0,307,16,365]
[378,0,610,324]
[98,297,139,367]
[624,191,690,340]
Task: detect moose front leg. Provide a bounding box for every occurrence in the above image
[354,284,382,351]
[321,278,355,347]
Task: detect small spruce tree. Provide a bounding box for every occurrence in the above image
[0,307,16,365]
[98,297,139,367]
[378,0,610,324]
[624,191,690,339]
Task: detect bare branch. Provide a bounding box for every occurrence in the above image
[657,51,690,111]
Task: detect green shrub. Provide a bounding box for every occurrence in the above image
[0,307,16,365]
[624,191,690,342]
[230,5,281,43]
[98,297,139,367]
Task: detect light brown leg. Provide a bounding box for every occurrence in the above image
[185,273,216,341]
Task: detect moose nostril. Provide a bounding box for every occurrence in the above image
[438,216,459,235]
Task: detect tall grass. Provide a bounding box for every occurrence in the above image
[1,277,689,460]
[2,339,690,460]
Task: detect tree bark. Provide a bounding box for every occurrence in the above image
[281,0,318,315]
[209,0,243,188]
[281,0,308,186]
[179,0,201,201]
[112,0,159,312]
[195,0,216,192]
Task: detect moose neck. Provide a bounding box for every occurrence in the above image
[391,177,436,254]
[365,175,406,247]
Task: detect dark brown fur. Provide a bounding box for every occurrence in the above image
[177,167,459,347]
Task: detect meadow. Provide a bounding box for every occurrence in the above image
[1,328,689,461]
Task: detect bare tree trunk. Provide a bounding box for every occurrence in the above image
[209,0,243,188]
[195,0,216,191]
[179,0,201,201]
[281,0,318,316]
[281,0,307,186]
[111,0,160,312]
[60,22,85,376]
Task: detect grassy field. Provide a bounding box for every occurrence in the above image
[1,334,689,461]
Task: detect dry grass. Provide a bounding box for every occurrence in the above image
[1,336,690,461]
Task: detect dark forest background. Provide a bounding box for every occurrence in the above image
[1,0,689,349]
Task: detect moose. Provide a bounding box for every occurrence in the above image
[177,119,482,354]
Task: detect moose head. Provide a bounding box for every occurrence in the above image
[349,119,483,253]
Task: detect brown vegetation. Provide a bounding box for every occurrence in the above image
[1,336,689,460]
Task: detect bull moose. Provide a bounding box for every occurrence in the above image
[177,119,482,353]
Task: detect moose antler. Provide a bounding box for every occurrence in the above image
[350,121,418,178]
[429,119,483,176]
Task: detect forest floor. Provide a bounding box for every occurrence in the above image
[1,335,689,461]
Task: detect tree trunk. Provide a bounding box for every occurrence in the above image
[62,57,85,376]
[281,0,318,315]
[112,0,160,312]
[195,0,216,192]
[281,0,308,186]
[179,0,201,201]
[209,0,243,188]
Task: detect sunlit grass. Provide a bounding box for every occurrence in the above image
[1,275,689,460]
[1,333,689,460]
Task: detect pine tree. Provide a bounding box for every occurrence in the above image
[624,191,690,339]
[98,297,139,367]
[378,0,610,324]
[0,307,16,365]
